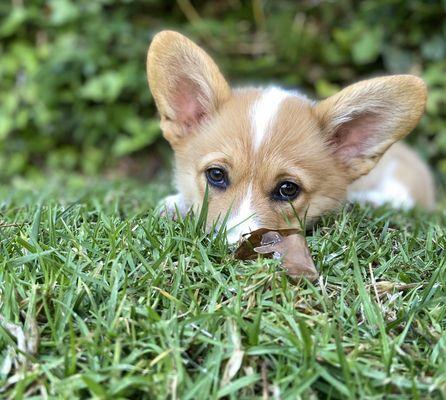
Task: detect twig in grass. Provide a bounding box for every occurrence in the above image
[261,360,269,400]
[0,222,22,228]
[368,263,382,307]
[318,275,330,303]
[368,281,420,298]
[149,349,173,368]
[171,373,178,400]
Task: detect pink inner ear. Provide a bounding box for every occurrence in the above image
[332,113,381,159]
[171,78,207,128]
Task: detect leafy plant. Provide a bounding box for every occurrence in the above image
[1,0,445,182]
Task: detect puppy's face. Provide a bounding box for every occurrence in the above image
[172,89,348,242]
[147,31,427,243]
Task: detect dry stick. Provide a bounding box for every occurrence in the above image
[261,360,269,400]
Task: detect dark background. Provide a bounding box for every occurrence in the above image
[1,0,445,185]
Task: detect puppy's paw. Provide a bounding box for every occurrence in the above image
[157,194,189,219]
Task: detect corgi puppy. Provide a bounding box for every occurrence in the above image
[147,31,434,244]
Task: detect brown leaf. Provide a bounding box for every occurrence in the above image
[234,228,318,280]
[234,228,297,259]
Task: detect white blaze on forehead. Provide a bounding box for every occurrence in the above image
[251,87,290,151]
[226,183,259,245]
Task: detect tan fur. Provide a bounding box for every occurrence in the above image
[172,90,348,229]
[147,31,433,238]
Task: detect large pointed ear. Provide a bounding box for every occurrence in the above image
[147,31,231,146]
[314,75,427,181]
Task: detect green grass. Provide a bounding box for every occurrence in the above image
[0,175,445,399]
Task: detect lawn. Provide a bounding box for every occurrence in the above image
[0,175,445,399]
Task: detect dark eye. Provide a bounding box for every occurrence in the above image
[272,181,300,201]
[206,167,228,189]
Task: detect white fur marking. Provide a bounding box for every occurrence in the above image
[158,193,189,217]
[251,87,290,151]
[226,183,259,245]
[348,162,415,209]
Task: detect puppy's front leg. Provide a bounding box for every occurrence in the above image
[158,193,189,219]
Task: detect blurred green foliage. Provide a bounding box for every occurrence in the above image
[1,0,446,180]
